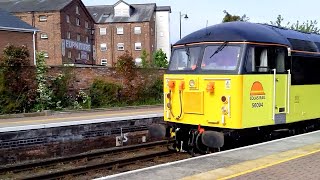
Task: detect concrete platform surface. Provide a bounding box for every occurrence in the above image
[96,130,320,180]
[0,106,163,132]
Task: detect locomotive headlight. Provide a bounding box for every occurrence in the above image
[189,80,195,87]
[221,96,228,104]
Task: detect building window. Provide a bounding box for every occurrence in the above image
[43,52,49,58]
[100,43,107,51]
[100,28,107,35]
[85,21,89,29]
[135,58,142,66]
[66,15,70,23]
[117,43,124,51]
[39,15,47,22]
[67,32,71,39]
[76,18,80,26]
[77,34,81,41]
[40,33,48,39]
[117,27,124,35]
[135,42,142,51]
[87,54,90,60]
[85,36,89,43]
[134,27,141,34]
[101,59,108,66]
[76,6,80,15]
[77,52,81,59]
[68,51,72,58]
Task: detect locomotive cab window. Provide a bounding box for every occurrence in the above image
[244,46,288,74]
[169,47,201,71]
[201,45,241,71]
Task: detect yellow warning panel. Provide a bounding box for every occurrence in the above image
[183,91,204,114]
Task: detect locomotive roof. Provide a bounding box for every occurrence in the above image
[175,21,320,56]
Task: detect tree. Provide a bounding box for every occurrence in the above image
[270,15,320,34]
[0,45,36,113]
[115,50,136,83]
[222,10,249,23]
[115,51,138,102]
[140,49,150,68]
[290,20,320,34]
[34,52,53,111]
[153,49,168,68]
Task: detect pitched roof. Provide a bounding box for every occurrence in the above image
[87,3,156,23]
[156,6,171,12]
[0,0,73,12]
[0,9,38,32]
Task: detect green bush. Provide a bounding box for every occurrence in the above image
[136,78,163,105]
[50,67,75,109]
[89,79,122,108]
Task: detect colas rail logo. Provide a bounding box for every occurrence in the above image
[250,81,265,108]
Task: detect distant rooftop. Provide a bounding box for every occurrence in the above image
[0,9,38,32]
[156,6,171,12]
[0,0,73,12]
[87,3,157,23]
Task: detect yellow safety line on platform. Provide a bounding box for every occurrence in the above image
[180,143,320,180]
[0,109,163,125]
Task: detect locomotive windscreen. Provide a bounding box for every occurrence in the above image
[168,45,241,73]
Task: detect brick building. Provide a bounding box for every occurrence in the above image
[87,0,171,66]
[0,9,38,65]
[0,0,95,66]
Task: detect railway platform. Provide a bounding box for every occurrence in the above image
[97,130,320,180]
[0,106,163,132]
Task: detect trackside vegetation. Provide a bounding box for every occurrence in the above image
[0,46,165,114]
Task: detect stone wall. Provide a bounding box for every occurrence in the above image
[0,117,163,165]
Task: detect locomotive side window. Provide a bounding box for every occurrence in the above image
[291,56,320,85]
[169,47,201,71]
[201,45,240,70]
[244,46,287,73]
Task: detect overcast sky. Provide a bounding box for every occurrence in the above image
[83,0,320,44]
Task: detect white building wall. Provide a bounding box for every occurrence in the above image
[155,11,171,59]
[114,2,130,17]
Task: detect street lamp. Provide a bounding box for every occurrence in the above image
[179,11,189,39]
[89,27,95,66]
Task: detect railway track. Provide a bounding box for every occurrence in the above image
[0,140,180,180]
[2,122,318,180]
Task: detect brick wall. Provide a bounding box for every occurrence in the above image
[15,11,62,65]
[13,0,94,66]
[95,20,156,66]
[60,0,95,64]
[48,66,165,90]
[0,30,34,65]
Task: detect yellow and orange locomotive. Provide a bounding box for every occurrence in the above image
[152,21,320,153]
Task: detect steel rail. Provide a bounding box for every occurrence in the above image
[23,150,175,180]
[0,140,172,173]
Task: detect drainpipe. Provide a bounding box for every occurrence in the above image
[33,30,36,66]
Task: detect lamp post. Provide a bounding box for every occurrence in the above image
[179,11,189,39]
[90,27,95,66]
